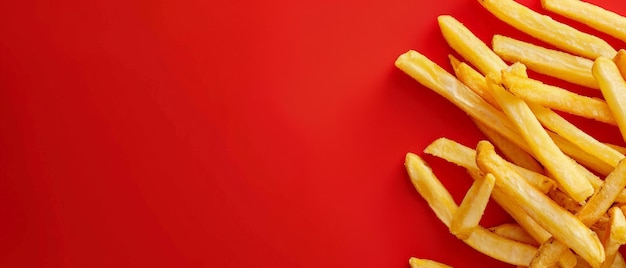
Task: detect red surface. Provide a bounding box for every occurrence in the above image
[1,0,625,267]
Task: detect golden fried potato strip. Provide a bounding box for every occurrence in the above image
[541,0,626,43]
[438,15,507,77]
[409,257,452,268]
[489,81,594,202]
[488,223,538,246]
[593,57,626,144]
[479,0,616,59]
[476,141,605,267]
[493,34,598,89]
[405,153,538,266]
[451,173,496,239]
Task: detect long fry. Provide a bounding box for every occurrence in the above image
[476,141,605,266]
[541,0,626,44]
[593,57,626,144]
[405,153,538,265]
[489,81,594,202]
[493,34,597,89]
[478,0,616,59]
[438,15,507,77]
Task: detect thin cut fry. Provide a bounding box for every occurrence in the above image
[438,15,507,77]
[488,223,538,246]
[547,131,615,178]
[424,138,555,193]
[593,57,626,144]
[450,173,496,239]
[577,160,626,228]
[493,34,597,89]
[395,50,527,150]
[405,153,538,266]
[451,59,499,108]
[501,72,615,125]
[476,141,605,266]
[529,237,574,268]
[478,0,616,59]
[409,257,452,268]
[489,81,594,202]
[613,49,626,80]
[472,118,544,173]
[528,103,625,168]
[600,207,626,268]
[541,0,626,43]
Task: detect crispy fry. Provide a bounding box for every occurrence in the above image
[479,0,616,59]
[488,223,538,246]
[395,50,527,150]
[472,118,544,173]
[546,131,615,178]
[405,153,538,266]
[476,141,605,266]
[438,15,507,77]
[409,257,452,268]
[529,237,576,268]
[489,81,594,202]
[593,57,626,144]
[450,173,496,239]
[577,160,626,228]
[424,138,555,193]
[528,103,625,168]
[614,49,626,80]
[493,34,598,89]
[451,59,499,108]
[501,72,615,125]
[600,207,626,268]
[541,0,626,44]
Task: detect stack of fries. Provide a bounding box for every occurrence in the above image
[397,0,626,267]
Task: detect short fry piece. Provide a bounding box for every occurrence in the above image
[501,72,615,125]
[577,160,626,228]
[529,237,576,268]
[478,0,616,59]
[490,81,594,202]
[409,257,452,268]
[613,49,626,80]
[600,207,626,268]
[541,0,626,43]
[476,141,605,266]
[450,173,496,239]
[493,34,597,89]
[593,57,626,144]
[405,153,538,266]
[438,15,507,77]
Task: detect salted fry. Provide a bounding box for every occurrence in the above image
[493,34,598,89]
[450,173,496,239]
[501,72,615,125]
[600,207,626,268]
[541,0,626,43]
[438,15,507,77]
[405,153,538,266]
[488,223,538,246]
[409,257,452,268]
[490,81,594,202]
[479,0,616,59]
[546,131,615,178]
[395,50,527,150]
[424,138,555,193]
[529,237,576,268]
[528,103,625,168]
[476,141,605,266]
[577,160,626,227]
[472,118,543,173]
[593,57,626,144]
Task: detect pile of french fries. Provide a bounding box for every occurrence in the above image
[398,0,626,267]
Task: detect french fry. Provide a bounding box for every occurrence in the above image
[450,173,496,239]
[405,153,538,266]
[577,160,626,228]
[600,207,626,268]
[546,131,615,178]
[613,49,626,80]
[409,257,452,268]
[529,237,576,268]
[527,102,625,168]
[395,50,528,150]
[424,138,555,193]
[488,223,538,246]
[438,15,507,77]
[489,80,594,202]
[478,0,616,59]
[472,118,544,173]
[541,0,626,44]
[476,141,605,266]
[593,57,626,144]
[501,72,615,125]
[450,58,499,108]
[493,34,598,89]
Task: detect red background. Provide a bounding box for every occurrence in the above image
[1,0,625,267]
